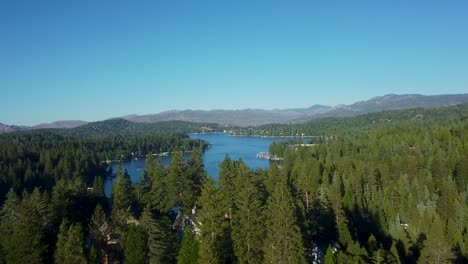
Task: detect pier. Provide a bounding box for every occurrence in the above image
[256,152,283,161]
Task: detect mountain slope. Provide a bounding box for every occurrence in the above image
[317,94,468,118]
[2,93,467,133]
[0,123,17,134]
[33,120,88,129]
[124,94,468,126]
[123,106,332,126]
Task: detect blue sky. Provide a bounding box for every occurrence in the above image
[1,0,467,125]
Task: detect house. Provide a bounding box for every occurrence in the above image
[172,206,203,237]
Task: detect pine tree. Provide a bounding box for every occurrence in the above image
[232,161,265,264]
[198,178,232,264]
[112,164,134,212]
[218,155,236,208]
[324,245,336,264]
[55,221,87,264]
[165,149,192,209]
[88,245,99,264]
[134,175,150,216]
[146,155,168,211]
[140,207,177,264]
[263,171,306,264]
[88,204,109,258]
[55,220,68,263]
[112,165,134,238]
[0,189,20,264]
[3,188,52,264]
[186,147,206,205]
[418,215,455,264]
[178,228,200,264]
[124,225,147,264]
[92,176,105,196]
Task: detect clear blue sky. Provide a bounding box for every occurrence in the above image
[1,0,467,125]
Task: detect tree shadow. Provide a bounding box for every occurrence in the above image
[454,242,468,264]
[347,205,393,251]
[307,199,338,244]
[346,204,430,263]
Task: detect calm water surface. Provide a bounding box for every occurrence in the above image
[104,133,296,196]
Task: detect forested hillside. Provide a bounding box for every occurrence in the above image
[232,104,468,137]
[0,120,209,203]
[198,105,467,263]
[0,106,466,263]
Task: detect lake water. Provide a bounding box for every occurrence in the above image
[104,133,300,196]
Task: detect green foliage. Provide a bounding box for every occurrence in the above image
[0,188,52,264]
[0,189,20,264]
[88,245,99,264]
[0,105,467,263]
[140,207,177,264]
[186,148,206,203]
[263,171,306,264]
[231,161,265,264]
[145,154,168,211]
[111,165,135,239]
[198,177,232,264]
[324,245,336,264]
[165,150,191,209]
[418,215,455,263]
[88,204,109,257]
[178,228,200,264]
[55,221,87,264]
[124,225,147,264]
[0,121,209,203]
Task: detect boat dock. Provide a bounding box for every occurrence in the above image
[256,152,283,161]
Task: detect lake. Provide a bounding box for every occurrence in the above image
[104,133,302,196]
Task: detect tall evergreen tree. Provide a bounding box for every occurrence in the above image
[165,150,192,209]
[92,175,105,196]
[140,207,177,264]
[263,171,306,264]
[111,165,134,238]
[124,225,147,264]
[324,245,336,264]
[2,188,52,264]
[146,154,168,211]
[0,189,20,264]
[88,204,110,259]
[55,221,87,264]
[178,228,200,264]
[198,178,232,264]
[112,164,134,212]
[218,155,236,209]
[186,147,206,205]
[418,215,455,264]
[232,161,265,264]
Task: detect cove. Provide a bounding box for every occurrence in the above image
[104,133,300,196]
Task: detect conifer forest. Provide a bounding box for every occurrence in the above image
[0,105,467,264]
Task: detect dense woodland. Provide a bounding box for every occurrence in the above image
[0,120,209,201]
[0,106,467,263]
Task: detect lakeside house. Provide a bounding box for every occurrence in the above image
[172,206,202,236]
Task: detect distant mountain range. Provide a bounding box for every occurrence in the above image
[122,104,334,127]
[123,94,468,126]
[315,94,468,118]
[1,93,467,134]
[0,120,88,135]
[32,120,89,130]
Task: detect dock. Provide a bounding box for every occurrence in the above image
[256,152,283,161]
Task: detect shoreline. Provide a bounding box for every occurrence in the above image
[190,132,319,138]
[231,134,319,138]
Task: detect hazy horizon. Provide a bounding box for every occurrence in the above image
[2,92,467,127]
